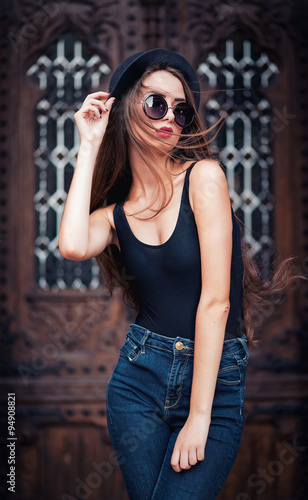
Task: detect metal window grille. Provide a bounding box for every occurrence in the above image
[27,32,110,290]
[198,38,279,276]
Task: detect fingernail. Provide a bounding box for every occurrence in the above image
[105,107,109,111]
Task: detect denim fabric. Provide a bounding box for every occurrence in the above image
[106,323,249,500]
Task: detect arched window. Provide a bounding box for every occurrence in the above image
[198,37,279,277]
[27,32,110,290]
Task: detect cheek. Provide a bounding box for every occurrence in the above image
[171,127,183,144]
[131,117,155,139]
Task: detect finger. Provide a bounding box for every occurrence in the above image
[170,448,181,473]
[88,98,108,113]
[188,448,198,467]
[104,96,116,111]
[83,91,110,105]
[179,449,191,470]
[82,105,101,120]
[86,97,115,115]
[197,447,205,462]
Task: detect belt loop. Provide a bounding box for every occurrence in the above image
[237,335,249,359]
[129,323,149,346]
[140,329,149,346]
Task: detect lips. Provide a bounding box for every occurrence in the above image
[156,127,173,137]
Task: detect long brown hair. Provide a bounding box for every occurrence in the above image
[90,63,306,347]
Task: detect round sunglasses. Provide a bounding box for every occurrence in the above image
[140,94,195,128]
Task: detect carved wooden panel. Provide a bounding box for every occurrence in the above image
[0,1,307,499]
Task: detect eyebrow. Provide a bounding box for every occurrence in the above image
[145,91,186,102]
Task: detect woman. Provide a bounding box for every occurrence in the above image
[58,49,300,500]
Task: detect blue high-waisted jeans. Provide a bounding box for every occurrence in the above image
[106,323,249,500]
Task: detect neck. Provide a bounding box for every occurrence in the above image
[127,144,174,200]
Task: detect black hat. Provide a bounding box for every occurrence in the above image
[108,48,200,109]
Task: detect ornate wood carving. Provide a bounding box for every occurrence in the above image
[185,0,294,62]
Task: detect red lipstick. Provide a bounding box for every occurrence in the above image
[157,127,173,137]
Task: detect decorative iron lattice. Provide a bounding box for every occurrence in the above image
[198,38,279,275]
[27,32,110,290]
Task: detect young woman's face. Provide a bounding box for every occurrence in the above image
[133,70,186,153]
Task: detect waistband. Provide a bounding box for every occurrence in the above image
[128,323,248,357]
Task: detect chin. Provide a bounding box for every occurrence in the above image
[152,135,180,152]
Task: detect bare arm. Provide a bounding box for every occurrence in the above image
[58,91,116,260]
[171,159,233,472]
[189,160,232,417]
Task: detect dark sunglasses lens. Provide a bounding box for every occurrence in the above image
[144,95,167,120]
[174,103,194,127]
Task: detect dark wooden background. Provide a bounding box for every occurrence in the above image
[0,1,308,499]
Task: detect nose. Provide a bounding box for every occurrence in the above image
[163,106,175,122]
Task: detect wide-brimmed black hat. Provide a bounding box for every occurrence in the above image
[108,48,200,109]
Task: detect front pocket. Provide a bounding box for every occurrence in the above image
[217,359,241,386]
[119,335,142,363]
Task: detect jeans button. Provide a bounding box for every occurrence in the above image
[175,341,184,351]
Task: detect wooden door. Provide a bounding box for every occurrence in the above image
[1,1,307,499]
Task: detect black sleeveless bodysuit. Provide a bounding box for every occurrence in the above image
[113,162,244,341]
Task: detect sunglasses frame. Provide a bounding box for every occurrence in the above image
[140,93,195,128]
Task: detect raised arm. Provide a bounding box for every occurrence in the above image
[58,91,116,261]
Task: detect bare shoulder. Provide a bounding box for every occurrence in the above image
[89,202,117,226]
[90,203,120,251]
[103,202,121,250]
[190,159,226,184]
[189,159,228,213]
[102,202,118,231]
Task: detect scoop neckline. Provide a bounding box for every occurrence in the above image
[119,165,192,248]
